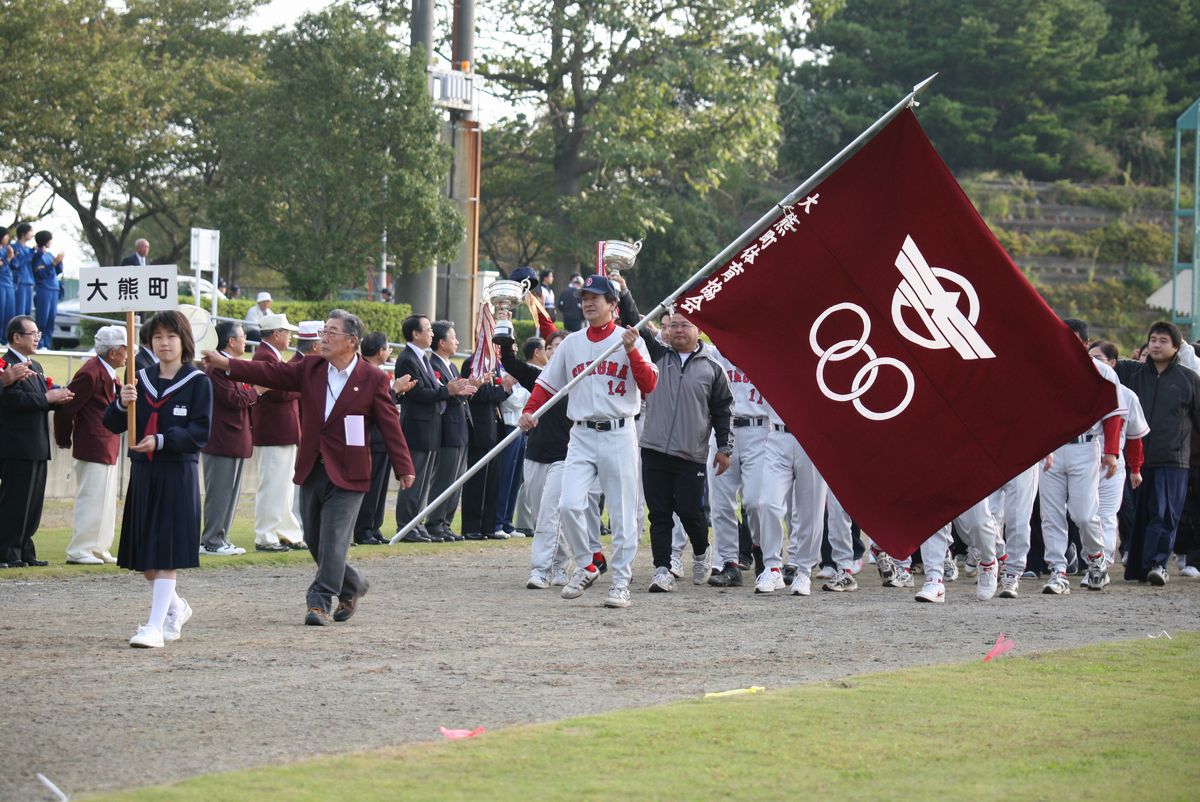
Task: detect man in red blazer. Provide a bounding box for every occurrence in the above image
[250,313,306,552]
[54,325,128,564]
[205,310,416,625]
[200,321,257,556]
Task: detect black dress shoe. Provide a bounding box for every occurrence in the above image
[24,559,46,567]
[399,530,432,543]
[464,532,487,541]
[255,543,290,552]
[443,532,465,542]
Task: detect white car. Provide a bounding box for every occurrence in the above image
[53,275,227,349]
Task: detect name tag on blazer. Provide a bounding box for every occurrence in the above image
[173,405,189,416]
[344,414,366,447]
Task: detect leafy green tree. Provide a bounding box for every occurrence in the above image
[0,0,264,264]
[212,5,461,300]
[479,0,787,282]
[781,0,1169,182]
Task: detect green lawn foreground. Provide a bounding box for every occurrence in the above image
[87,633,1200,802]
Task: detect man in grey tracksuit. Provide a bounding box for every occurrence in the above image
[638,311,733,593]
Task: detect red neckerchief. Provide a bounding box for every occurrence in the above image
[141,390,174,462]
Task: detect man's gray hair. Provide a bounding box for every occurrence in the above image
[328,309,365,341]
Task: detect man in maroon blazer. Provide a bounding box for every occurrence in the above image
[200,321,257,556]
[54,325,128,564]
[250,312,306,552]
[205,309,416,625]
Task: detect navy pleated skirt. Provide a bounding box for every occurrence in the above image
[117,460,201,571]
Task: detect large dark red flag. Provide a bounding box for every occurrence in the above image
[682,109,1116,557]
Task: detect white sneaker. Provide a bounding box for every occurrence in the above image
[789,572,812,596]
[669,552,684,579]
[129,625,165,648]
[1042,570,1071,595]
[849,558,864,575]
[915,578,945,603]
[998,574,1020,598]
[200,544,244,556]
[67,554,105,565]
[561,567,598,599]
[526,571,550,590]
[874,551,896,583]
[1181,566,1200,578]
[551,567,570,586]
[755,568,783,594]
[815,565,836,580]
[822,568,858,592]
[976,561,998,601]
[96,551,118,564]
[163,599,192,642]
[604,585,631,608]
[692,547,713,585]
[648,566,676,593]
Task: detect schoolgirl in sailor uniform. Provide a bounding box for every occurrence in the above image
[103,310,212,648]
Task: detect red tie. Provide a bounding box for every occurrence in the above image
[141,391,173,462]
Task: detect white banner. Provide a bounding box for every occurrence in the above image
[79,265,179,313]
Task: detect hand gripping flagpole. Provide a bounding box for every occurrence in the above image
[390,73,939,544]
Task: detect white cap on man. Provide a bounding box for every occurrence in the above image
[94,325,128,353]
[256,291,272,304]
[259,312,299,332]
[297,320,321,341]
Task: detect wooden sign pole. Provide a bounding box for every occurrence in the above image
[126,311,136,438]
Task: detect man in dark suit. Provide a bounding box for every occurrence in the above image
[251,313,306,552]
[200,321,257,556]
[393,314,473,542]
[53,325,127,564]
[460,353,512,540]
[0,316,74,567]
[205,310,416,625]
[425,320,474,541]
[120,238,150,266]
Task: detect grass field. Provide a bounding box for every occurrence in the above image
[81,633,1198,801]
[0,500,522,580]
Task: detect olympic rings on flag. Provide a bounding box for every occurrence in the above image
[809,303,915,422]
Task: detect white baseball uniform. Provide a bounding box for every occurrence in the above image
[746,397,826,575]
[1099,383,1148,564]
[536,323,656,589]
[1038,360,1126,573]
[988,463,1040,578]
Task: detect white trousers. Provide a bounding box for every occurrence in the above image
[1039,441,1104,572]
[919,525,954,580]
[254,445,304,545]
[525,459,595,575]
[1098,461,1126,565]
[987,464,1039,575]
[748,430,826,571]
[705,424,767,565]
[953,497,1000,565]
[560,424,641,586]
[67,459,118,560]
[825,488,855,569]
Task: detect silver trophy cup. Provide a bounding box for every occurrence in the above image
[485,277,531,344]
[600,239,643,281]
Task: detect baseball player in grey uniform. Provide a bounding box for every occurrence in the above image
[519,273,658,608]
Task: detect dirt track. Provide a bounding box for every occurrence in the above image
[3,544,1197,801]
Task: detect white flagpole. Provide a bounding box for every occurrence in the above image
[390,73,939,544]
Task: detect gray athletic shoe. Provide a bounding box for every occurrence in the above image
[874,551,896,583]
[1147,565,1168,586]
[649,566,676,593]
[669,552,684,579]
[943,551,960,582]
[1042,570,1071,595]
[822,568,858,592]
[998,574,1020,599]
[692,547,713,586]
[561,567,598,599]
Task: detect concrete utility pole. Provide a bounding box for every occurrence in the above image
[394,0,481,346]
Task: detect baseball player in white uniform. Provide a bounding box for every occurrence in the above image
[987,462,1043,598]
[744,397,827,595]
[519,273,658,608]
[703,348,768,587]
[1039,321,1126,595]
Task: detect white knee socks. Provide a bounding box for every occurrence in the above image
[148,578,177,631]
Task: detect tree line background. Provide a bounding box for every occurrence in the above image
[0,0,1196,342]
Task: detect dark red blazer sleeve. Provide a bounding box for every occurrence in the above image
[54,360,97,448]
[227,356,304,393]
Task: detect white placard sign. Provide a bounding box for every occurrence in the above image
[79,265,179,313]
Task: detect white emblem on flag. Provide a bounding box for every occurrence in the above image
[891,235,994,360]
[810,303,915,422]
